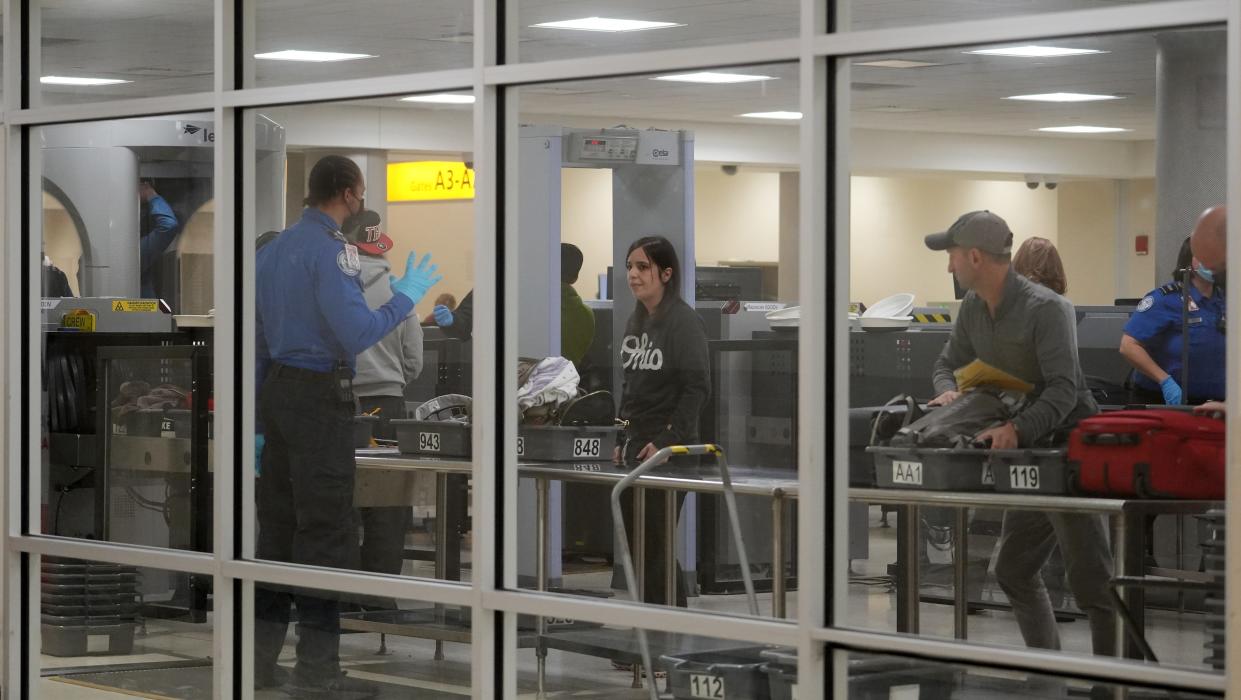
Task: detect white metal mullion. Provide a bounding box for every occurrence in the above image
[25,0,38,111]
[485,590,800,647]
[814,627,1226,694]
[798,0,829,696]
[472,0,499,691]
[1224,2,1239,696]
[2,0,22,693]
[7,92,217,126]
[223,560,475,608]
[484,38,800,87]
[239,111,258,565]
[11,536,217,575]
[813,0,1226,59]
[213,0,236,697]
[220,69,475,110]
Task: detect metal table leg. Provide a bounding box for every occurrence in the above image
[896,504,920,634]
[434,472,448,660]
[772,491,786,619]
[953,507,968,640]
[633,487,646,688]
[665,489,677,608]
[537,476,549,695]
[1111,512,1127,659]
[1120,509,1146,660]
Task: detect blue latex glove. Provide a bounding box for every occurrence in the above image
[255,434,265,476]
[1160,376,1184,406]
[433,305,454,327]
[390,251,442,306]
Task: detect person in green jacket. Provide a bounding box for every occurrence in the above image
[560,243,595,365]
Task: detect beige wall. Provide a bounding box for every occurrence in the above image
[848,175,1059,307]
[386,200,475,320]
[1123,179,1158,298]
[1056,181,1117,306]
[561,168,613,300]
[43,192,83,297]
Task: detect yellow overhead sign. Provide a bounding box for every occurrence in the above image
[387,161,475,202]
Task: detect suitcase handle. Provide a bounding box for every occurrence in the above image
[1081,432,1140,446]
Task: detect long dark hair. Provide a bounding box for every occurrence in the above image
[625,235,682,331]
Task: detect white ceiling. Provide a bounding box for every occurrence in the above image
[31,2,1224,146]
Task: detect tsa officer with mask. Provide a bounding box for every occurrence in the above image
[1120,236,1227,406]
[253,154,441,699]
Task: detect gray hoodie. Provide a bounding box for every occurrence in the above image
[354,253,424,398]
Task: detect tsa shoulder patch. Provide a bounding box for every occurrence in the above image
[1136,295,1154,312]
[337,244,361,277]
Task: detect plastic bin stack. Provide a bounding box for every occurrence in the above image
[1202,510,1225,671]
[41,557,140,657]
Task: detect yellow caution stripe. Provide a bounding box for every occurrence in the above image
[913,312,951,323]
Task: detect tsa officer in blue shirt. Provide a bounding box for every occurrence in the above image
[1120,237,1226,406]
[253,155,440,699]
[138,181,181,299]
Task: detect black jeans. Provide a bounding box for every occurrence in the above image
[358,395,410,582]
[254,367,359,684]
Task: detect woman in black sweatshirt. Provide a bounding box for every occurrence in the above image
[613,235,710,607]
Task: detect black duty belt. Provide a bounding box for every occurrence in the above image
[271,363,334,381]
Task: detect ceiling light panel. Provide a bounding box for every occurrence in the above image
[401,93,476,104]
[966,45,1106,58]
[254,50,375,62]
[652,72,776,84]
[1006,92,1122,102]
[40,76,131,86]
[1036,125,1131,133]
[738,111,802,120]
[529,17,684,32]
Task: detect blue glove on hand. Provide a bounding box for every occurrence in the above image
[433,305,454,327]
[255,434,266,476]
[1160,376,1184,406]
[390,251,442,306]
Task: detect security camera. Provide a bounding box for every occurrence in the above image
[1024,174,1039,190]
[1044,181,1058,190]
[721,164,738,176]
[1026,180,1039,190]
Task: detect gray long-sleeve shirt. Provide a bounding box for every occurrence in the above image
[932,268,1097,445]
[354,253,424,398]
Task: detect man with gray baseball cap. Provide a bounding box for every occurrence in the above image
[925,210,1115,662]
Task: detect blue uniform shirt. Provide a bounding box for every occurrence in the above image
[1123,281,1227,400]
[256,208,414,378]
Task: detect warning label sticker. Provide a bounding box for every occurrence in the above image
[111,300,159,313]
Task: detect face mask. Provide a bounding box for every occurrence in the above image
[1195,262,1216,284]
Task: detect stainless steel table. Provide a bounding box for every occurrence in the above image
[848,487,1219,659]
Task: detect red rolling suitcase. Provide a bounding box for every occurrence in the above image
[1067,410,1225,499]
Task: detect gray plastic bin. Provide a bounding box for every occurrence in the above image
[353,415,380,448]
[392,419,471,457]
[661,647,774,700]
[870,445,996,491]
[989,448,1071,494]
[41,623,136,657]
[518,426,617,462]
[761,648,797,700]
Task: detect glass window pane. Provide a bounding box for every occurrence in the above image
[839,0,1181,31]
[844,26,1227,670]
[509,63,800,620]
[247,1,473,88]
[38,115,217,553]
[37,1,213,106]
[39,558,214,698]
[252,586,473,696]
[247,96,476,584]
[511,1,798,63]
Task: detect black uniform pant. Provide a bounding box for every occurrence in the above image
[358,395,410,585]
[254,367,359,684]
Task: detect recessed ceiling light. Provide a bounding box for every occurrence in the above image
[254,50,374,62]
[738,111,802,120]
[1036,125,1130,134]
[652,72,776,84]
[530,17,684,32]
[40,75,131,86]
[854,59,942,69]
[401,93,476,104]
[864,106,929,113]
[1006,92,1122,103]
[966,45,1106,58]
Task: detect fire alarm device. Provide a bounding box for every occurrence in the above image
[1135,234,1149,256]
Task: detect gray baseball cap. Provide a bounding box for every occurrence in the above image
[924,210,1014,255]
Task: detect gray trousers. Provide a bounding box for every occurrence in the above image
[994,510,1116,656]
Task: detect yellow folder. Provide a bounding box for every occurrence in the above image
[953,359,1035,395]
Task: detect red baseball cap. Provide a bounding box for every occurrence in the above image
[355,222,394,256]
